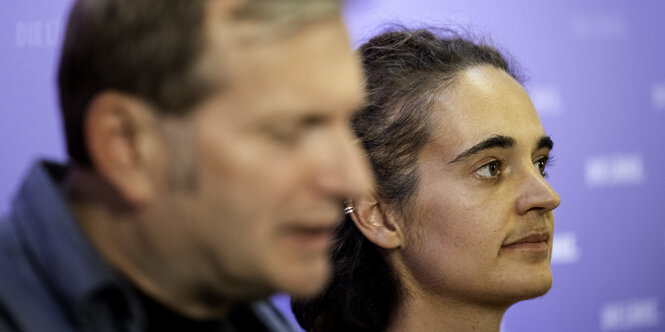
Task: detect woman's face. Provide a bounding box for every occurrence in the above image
[396,65,561,306]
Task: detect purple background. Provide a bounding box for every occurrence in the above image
[1,1,663,331]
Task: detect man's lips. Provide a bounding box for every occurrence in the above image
[290,224,338,236]
[282,212,342,249]
[287,212,343,233]
[502,232,550,250]
[285,224,338,251]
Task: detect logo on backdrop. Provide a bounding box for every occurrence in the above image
[600,297,660,331]
[530,84,563,116]
[570,13,627,41]
[15,19,61,48]
[551,231,580,264]
[652,81,665,111]
[584,153,645,188]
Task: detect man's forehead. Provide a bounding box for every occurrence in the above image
[204,0,341,40]
[192,1,360,122]
[207,17,357,91]
[205,0,244,18]
[199,0,348,85]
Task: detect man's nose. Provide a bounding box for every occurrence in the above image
[315,126,374,199]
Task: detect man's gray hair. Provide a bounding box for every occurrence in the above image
[58,0,343,167]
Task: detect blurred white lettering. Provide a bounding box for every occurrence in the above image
[585,154,645,188]
[531,85,563,116]
[652,82,665,110]
[571,14,628,41]
[16,20,60,48]
[600,298,660,330]
[551,232,580,264]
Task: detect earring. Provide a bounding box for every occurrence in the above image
[343,200,355,214]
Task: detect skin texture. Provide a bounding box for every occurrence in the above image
[71,1,370,320]
[384,65,561,331]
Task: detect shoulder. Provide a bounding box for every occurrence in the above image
[0,216,74,332]
[0,215,36,294]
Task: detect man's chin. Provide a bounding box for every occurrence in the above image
[274,260,332,299]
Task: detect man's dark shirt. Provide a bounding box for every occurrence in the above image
[0,161,296,332]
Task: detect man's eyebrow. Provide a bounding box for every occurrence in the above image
[537,136,554,151]
[449,135,515,164]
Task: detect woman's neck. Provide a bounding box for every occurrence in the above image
[387,289,509,332]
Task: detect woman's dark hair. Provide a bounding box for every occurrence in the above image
[291,28,523,332]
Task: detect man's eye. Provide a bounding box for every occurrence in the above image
[269,129,300,145]
[474,160,503,179]
[268,116,327,145]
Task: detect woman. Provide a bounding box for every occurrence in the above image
[292,28,561,332]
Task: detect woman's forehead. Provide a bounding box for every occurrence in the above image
[426,66,546,155]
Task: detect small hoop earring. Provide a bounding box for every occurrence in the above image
[343,200,355,214]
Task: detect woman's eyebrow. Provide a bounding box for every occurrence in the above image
[536,136,554,152]
[449,135,515,164]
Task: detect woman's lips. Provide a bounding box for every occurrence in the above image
[501,233,549,250]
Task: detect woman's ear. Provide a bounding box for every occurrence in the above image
[347,195,403,250]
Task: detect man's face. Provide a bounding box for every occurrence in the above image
[150,16,369,299]
[397,65,561,306]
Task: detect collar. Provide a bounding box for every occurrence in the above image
[11,160,135,321]
[10,160,295,331]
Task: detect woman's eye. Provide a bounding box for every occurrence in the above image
[534,158,548,177]
[475,160,502,179]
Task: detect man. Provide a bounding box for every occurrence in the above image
[0,0,370,331]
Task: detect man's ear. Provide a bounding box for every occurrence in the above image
[348,195,403,250]
[84,91,163,206]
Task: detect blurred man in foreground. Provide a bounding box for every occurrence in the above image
[0,0,369,330]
